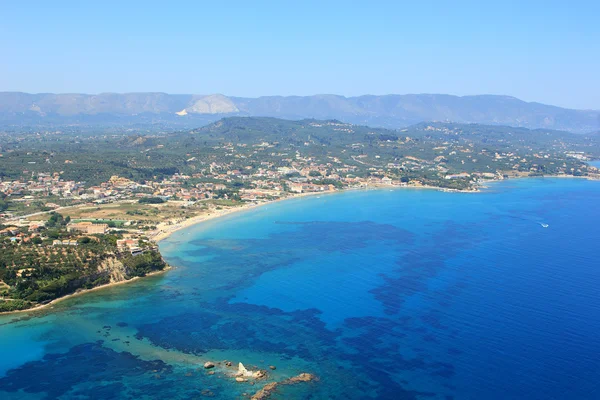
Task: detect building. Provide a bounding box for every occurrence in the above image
[117,239,136,249]
[0,227,19,236]
[53,239,78,246]
[130,247,144,256]
[67,222,108,234]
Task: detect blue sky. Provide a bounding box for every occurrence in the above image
[1,1,598,109]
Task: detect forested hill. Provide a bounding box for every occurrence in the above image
[194,117,600,150]
[2,117,598,191]
[1,92,598,133]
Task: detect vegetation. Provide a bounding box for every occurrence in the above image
[0,196,8,212]
[2,118,599,194]
[138,197,166,204]
[0,299,33,313]
[0,213,167,312]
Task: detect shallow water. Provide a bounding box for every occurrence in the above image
[2,179,600,399]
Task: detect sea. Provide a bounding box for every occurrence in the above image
[1,178,600,399]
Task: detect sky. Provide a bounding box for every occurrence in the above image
[0,0,599,109]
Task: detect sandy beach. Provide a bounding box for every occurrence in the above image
[148,190,343,243]
[148,182,483,244]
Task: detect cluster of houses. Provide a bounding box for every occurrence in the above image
[1,142,429,213]
[0,173,84,197]
[1,223,45,244]
[1,219,148,256]
[288,182,336,193]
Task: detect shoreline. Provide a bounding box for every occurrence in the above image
[3,174,597,316]
[0,267,172,316]
[151,173,600,243]
[150,189,349,243]
[150,184,451,243]
[144,175,600,244]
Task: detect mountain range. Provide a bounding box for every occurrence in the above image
[0,92,598,133]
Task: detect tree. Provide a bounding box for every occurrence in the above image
[139,197,165,204]
[0,198,8,212]
[46,229,61,239]
[47,212,66,228]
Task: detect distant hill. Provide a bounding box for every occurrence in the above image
[0,92,598,133]
[194,117,600,149]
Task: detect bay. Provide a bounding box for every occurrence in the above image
[1,178,600,399]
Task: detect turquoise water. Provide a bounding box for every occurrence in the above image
[2,178,600,399]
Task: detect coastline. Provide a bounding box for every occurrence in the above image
[4,174,597,317]
[0,267,172,316]
[150,184,452,244]
[2,191,352,316]
[151,174,600,243]
[150,190,345,243]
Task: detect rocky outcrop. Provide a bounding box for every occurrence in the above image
[251,373,317,400]
[203,362,215,369]
[237,362,251,377]
[235,362,267,380]
[97,257,127,283]
[180,94,239,115]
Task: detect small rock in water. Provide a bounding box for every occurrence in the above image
[236,377,248,382]
[201,389,215,397]
[269,365,276,370]
[225,361,232,367]
[254,370,267,379]
[207,371,215,375]
[204,362,215,369]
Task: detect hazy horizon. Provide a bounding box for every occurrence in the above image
[2,91,597,111]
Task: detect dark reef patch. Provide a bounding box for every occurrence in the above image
[0,343,172,399]
[154,218,477,398]
[136,302,337,360]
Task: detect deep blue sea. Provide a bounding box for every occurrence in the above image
[2,178,600,399]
